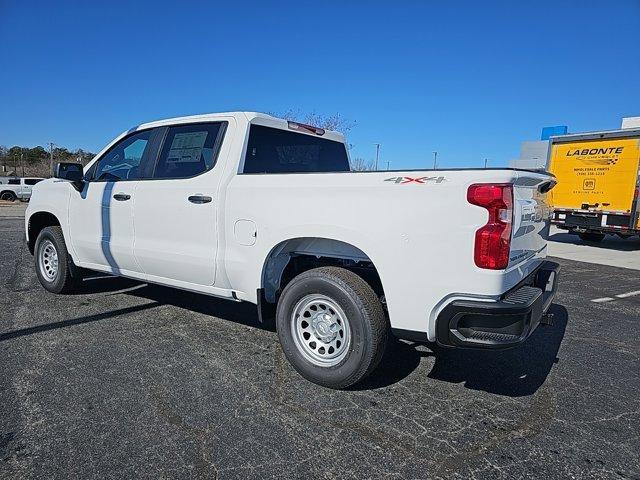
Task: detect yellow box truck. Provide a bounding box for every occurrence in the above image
[547,128,640,241]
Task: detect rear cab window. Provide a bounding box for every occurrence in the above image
[242,125,350,174]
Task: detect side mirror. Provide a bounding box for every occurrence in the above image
[54,162,84,190]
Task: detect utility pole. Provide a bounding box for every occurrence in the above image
[48,142,55,174]
[386,160,390,170]
[484,158,488,168]
[432,151,438,170]
[21,153,24,176]
[374,143,381,171]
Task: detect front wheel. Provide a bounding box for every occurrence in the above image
[34,226,82,293]
[276,267,388,389]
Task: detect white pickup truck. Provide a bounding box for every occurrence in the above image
[0,177,44,201]
[26,112,560,388]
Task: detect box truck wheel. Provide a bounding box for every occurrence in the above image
[579,232,605,242]
[276,266,388,389]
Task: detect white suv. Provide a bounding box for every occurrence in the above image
[0,177,44,201]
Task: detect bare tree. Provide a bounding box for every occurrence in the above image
[271,109,355,134]
[350,157,375,171]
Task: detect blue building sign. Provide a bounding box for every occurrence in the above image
[541,125,568,140]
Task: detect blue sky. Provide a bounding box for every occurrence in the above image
[1,0,639,169]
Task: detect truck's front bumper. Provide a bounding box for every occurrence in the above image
[434,261,560,349]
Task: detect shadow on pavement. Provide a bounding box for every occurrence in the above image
[427,304,568,397]
[72,274,142,295]
[126,283,274,332]
[0,302,159,342]
[67,276,568,396]
[351,339,434,390]
[357,304,568,395]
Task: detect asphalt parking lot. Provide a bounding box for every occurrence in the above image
[1,215,639,479]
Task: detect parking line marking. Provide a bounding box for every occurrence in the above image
[615,290,640,299]
[591,297,615,303]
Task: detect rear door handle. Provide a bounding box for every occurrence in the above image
[188,194,212,204]
[113,193,131,201]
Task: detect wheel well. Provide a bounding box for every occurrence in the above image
[261,238,385,305]
[28,212,61,254]
[1,189,17,197]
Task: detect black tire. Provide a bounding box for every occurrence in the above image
[579,232,605,242]
[0,191,17,202]
[34,226,82,293]
[276,266,388,389]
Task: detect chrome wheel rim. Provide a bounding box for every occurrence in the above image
[291,294,351,367]
[38,239,59,282]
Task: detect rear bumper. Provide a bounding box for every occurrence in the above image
[551,209,637,234]
[434,260,560,349]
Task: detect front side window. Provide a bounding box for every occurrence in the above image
[8,178,20,185]
[243,125,350,174]
[153,123,224,179]
[93,130,153,181]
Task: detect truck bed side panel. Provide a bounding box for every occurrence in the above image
[224,169,549,339]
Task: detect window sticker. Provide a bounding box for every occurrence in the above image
[166,131,207,163]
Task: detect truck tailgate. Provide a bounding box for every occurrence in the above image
[509,171,555,268]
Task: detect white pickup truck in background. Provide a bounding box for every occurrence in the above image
[0,177,44,201]
[25,112,560,388]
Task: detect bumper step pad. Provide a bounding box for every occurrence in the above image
[435,261,561,349]
[466,331,521,343]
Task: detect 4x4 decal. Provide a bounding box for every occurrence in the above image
[384,176,446,184]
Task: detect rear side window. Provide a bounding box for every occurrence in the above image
[153,123,225,179]
[24,178,42,185]
[243,125,350,174]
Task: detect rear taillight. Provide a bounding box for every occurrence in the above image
[467,183,513,270]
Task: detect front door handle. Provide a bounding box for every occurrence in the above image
[188,194,212,204]
[113,193,131,201]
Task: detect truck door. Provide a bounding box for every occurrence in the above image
[19,179,28,198]
[133,121,228,286]
[22,178,39,199]
[68,128,159,274]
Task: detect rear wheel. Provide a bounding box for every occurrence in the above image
[276,267,388,389]
[34,226,82,293]
[579,232,605,242]
[0,191,17,202]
